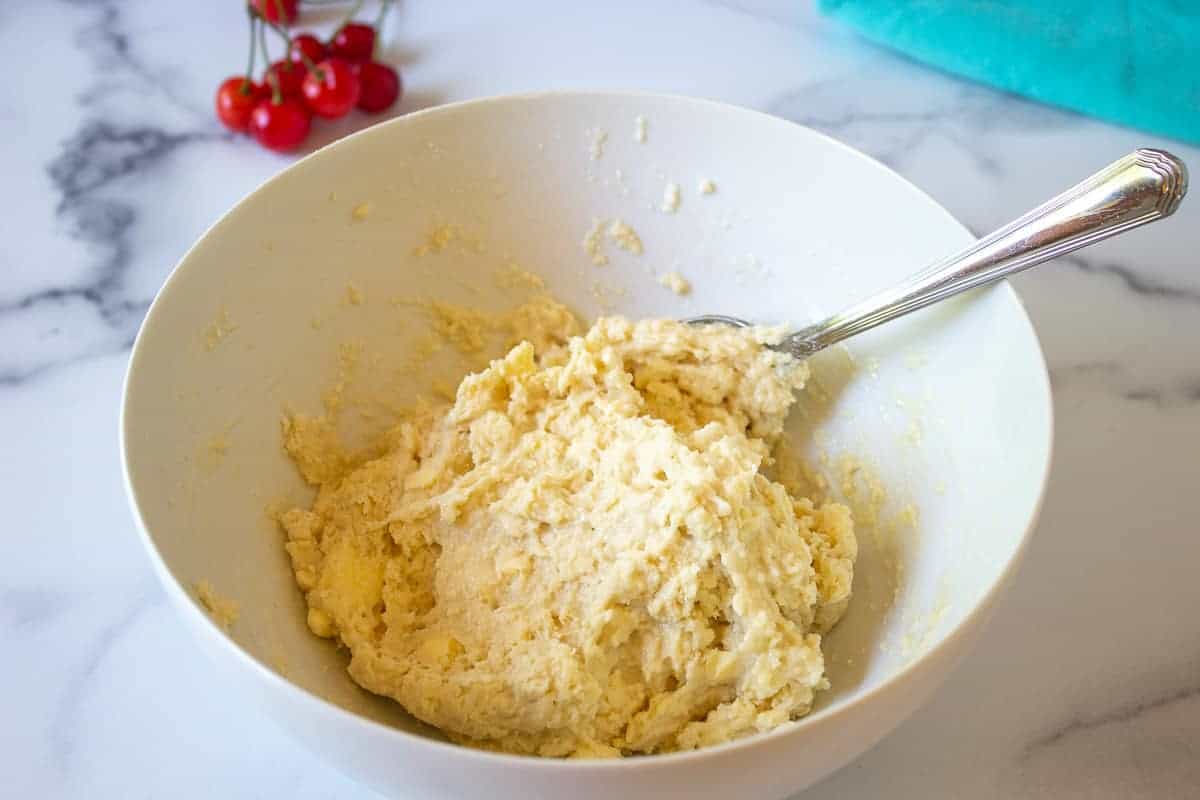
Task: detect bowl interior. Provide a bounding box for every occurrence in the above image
[123,93,1050,743]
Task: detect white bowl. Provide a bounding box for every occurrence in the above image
[121,92,1051,800]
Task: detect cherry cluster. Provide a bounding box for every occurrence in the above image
[216,0,402,152]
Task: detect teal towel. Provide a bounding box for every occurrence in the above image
[819,1,1200,146]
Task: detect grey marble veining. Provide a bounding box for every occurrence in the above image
[3,1,1198,798]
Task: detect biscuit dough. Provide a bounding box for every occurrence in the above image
[280,312,856,757]
[658,271,692,296]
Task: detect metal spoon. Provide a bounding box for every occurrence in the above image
[687,149,1187,359]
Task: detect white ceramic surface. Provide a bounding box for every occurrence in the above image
[121,92,1050,799]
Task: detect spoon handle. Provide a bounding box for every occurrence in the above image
[782,148,1188,358]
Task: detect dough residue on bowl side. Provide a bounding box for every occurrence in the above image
[582,219,643,266]
[195,579,239,629]
[657,271,691,296]
[202,307,237,352]
[662,183,681,213]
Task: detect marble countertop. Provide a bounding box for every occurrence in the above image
[5,1,1198,797]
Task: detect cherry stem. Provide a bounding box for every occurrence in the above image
[334,0,364,35]
[262,17,291,46]
[372,0,395,60]
[295,46,318,73]
[265,65,282,104]
[241,6,260,94]
[262,17,319,73]
[299,50,319,73]
[257,11,272,73]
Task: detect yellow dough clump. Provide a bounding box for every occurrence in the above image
[280,312,856,757]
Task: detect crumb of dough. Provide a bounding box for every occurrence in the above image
[634,116,647,143]
[590,280,629,313]
[280,314,856,758]
[662,183,681,213]
[412,223,483,257]
[657,271,691,296]
[397,333,443,377]
[345,284,364,306]
[499,293,582,352]
[412,224,456,256]
[208,433,230,457]
[352,202,372,221]
[900,580,951,659]
[282,413,348,485]
[195,580,239,629]
[203,307,237,352]
[608,219,643,255]
[698,179,717,195]
[583,220,610,266]
[838,455,887,529]
[494,263,546,290]
[427,302,491,354]
[590,129,609,160]
[583,219,644,265]
[198,430,232,471]
[401,295,581,359]
[296,340,362,424]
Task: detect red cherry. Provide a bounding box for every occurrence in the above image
[355,62,402,113]
[301,58,360,119]
[328,23,375,63]
[248,97,311,152]
[251,0,298,24]
[290,33,326,66]
[265,59,306,98]
[215,77,264,133]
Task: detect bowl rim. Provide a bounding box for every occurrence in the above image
[120,89,1054,770]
